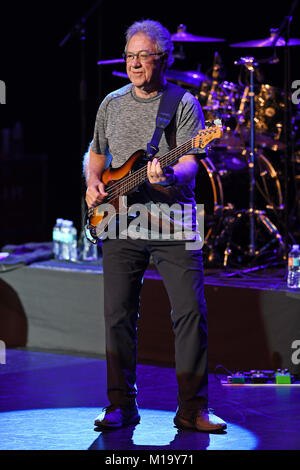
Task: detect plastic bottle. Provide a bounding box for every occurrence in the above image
[287,244,300,289]
[60,220,73,261]
[52,218,64,259]
[69,222,78,262]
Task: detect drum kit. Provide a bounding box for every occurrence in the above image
[100,24,300,268]
[170,25,300,267]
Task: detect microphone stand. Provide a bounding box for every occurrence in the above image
[248,60,256,256]
[235,57,257,256]
[59,0,104,235]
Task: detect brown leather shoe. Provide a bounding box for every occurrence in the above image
[174,408,227,433]
[94,403,140,429]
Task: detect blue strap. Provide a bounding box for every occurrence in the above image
[147,83,186,158]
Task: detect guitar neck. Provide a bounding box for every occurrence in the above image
[110,124,222,197]
[124,136,196,193]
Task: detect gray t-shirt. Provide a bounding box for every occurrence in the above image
[91,83,205,239]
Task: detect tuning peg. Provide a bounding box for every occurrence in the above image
[205,120,213,128]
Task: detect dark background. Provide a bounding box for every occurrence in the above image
[0,0,299,246]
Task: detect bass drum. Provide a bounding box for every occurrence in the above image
[195,150,283,241]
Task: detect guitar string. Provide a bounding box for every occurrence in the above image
[103,128,215,198]
[94,128,217,206]
[103,139,196,203]
[103,131,217,203]
[105,138,194,193]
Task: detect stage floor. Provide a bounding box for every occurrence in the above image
[1,349,300,452]
[1,259,300,378]
[27,257,300,295]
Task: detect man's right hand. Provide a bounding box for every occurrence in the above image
[85,181,108,208]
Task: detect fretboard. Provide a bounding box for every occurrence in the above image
[116,136,197,196]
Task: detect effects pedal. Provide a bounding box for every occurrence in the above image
[224,369,294,386]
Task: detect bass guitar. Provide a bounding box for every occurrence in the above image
[85,121,223,242]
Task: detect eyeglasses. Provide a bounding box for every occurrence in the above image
[122,51,164,62]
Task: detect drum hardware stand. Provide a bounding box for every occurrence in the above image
[202,196,284,269]
[230,57,286,266]
[222,209,242,268]
[217,208,285,268]
[234,57,257,257]
[206,52,222,113]
[203,205,232,266]
[235,86,249,132]
[221,258,284,278]
[203,205,242,268]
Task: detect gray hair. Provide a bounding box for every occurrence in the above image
[125,20,174,68]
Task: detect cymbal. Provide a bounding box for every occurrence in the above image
[253,133,286,151]
[214,131,244,150]
[112,69,210,88]
[166,69,210,87]
[230,35,300,47]
[239,126,286,151]
[112,71,128,79]
[98,58,125,65]
[215,129,286,151]
[172,31,226,42]
[171,24,225,43]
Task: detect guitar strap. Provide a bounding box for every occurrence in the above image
[146,82,186,158]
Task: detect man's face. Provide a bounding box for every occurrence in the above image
[126,33,165,94]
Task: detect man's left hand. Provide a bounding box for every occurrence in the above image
[147,158,176,186]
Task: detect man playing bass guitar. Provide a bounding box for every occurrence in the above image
[84,19,226,433]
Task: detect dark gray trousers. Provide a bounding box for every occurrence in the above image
[102,237,208,411]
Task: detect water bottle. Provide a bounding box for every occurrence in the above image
[61,220,78,261]
[287,244,300,289]
[60,220,73,261]
[52,218,63,259]
[70,222,78,262]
